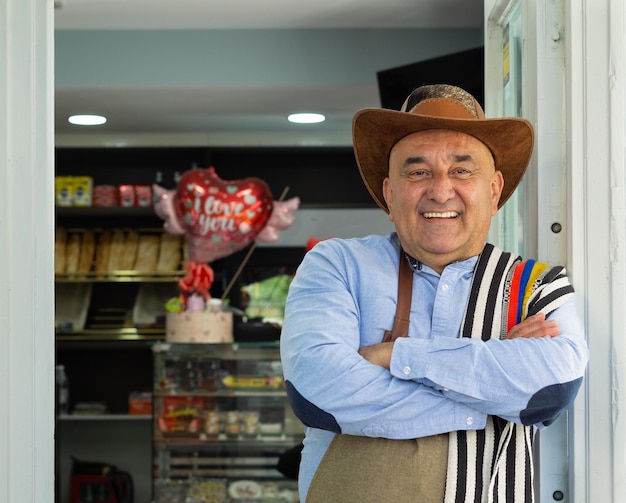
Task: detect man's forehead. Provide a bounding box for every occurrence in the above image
[390,129,495,163]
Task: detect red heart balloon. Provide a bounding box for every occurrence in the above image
[175,168,273,263]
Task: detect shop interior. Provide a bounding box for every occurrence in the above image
[53,1,484,501]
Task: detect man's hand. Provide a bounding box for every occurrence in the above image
[506,312,560,340]
[358,341,395,369]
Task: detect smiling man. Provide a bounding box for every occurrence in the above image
[384,129,502,273]
[280,84,588,503]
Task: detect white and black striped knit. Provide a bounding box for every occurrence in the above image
[443,244,575,503]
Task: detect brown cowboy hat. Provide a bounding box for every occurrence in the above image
[353,84,534,211]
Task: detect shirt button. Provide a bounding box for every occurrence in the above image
[403,366,411,375]
[441,284,449,292]
[443,387,449,392]
[466,416,474,425]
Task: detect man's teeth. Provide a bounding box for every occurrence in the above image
[423,211,458,219]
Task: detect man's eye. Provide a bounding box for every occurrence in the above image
[453,168,471,176]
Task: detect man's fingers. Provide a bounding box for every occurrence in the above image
[359,342,394,369]
[506,313,561,339]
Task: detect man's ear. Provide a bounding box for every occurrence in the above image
[492,170,505,213]
[382,177,394,221]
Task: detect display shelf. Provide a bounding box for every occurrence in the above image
[152,341,282,361]
[58,414,152,421]
[152,342,304,502]
[154,442,301,500]
[56,328,165,342]
[57,329,163,339]
[155,390,287,398]
[55,270,183,283]
[56,340,156,352]
[55,206,157,218]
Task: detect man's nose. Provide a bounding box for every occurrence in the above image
[427,174,454,203]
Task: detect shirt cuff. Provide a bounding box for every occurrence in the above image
[389,336,430,381]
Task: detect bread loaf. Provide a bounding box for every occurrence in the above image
[95,229,112,275]
[55,227,67,274]
[134,234,160,273]
[107,229,126,272]
[156,233,182,272]
[78,231,95,273]
[65,233,81,274]
[119,230,139,270]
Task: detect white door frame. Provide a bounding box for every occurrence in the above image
[566,0,626,501]
[484,0,572,501]
[486,0,626,501]
[0,0,55,501]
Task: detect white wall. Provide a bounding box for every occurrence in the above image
[0,0,55,502]
[567,0,626,501]
[257,208,394,247]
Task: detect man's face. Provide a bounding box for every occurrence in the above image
[383,129,504,273]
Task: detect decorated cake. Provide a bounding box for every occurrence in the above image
[165,309,233,343]
[165,262,234,343]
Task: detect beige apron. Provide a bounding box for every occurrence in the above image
[306,252,448,503]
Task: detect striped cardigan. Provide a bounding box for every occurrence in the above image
[445,244,575,503]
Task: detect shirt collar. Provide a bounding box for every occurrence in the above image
[404,252,479,275]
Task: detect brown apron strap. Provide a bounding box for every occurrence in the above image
[382,250,413,342]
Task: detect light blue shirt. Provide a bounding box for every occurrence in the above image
[280,233,588,501]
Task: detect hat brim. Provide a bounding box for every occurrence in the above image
[352,108,534,211]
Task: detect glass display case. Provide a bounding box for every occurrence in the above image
[152,342,303,503]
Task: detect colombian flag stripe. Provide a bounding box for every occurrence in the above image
[507,261,524,331]
[522,262,549,319]
[517,259,536,324]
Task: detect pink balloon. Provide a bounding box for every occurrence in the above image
[256,197,300,243]
[153,184,186,235]
[175,168,273,263]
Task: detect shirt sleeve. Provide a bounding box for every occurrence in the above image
[280,241,486,440]
[389,297,588,426]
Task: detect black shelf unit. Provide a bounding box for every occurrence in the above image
[54,144,363,502]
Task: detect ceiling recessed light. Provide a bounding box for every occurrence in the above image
[288,113,325,124]
[68,114,107,126]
